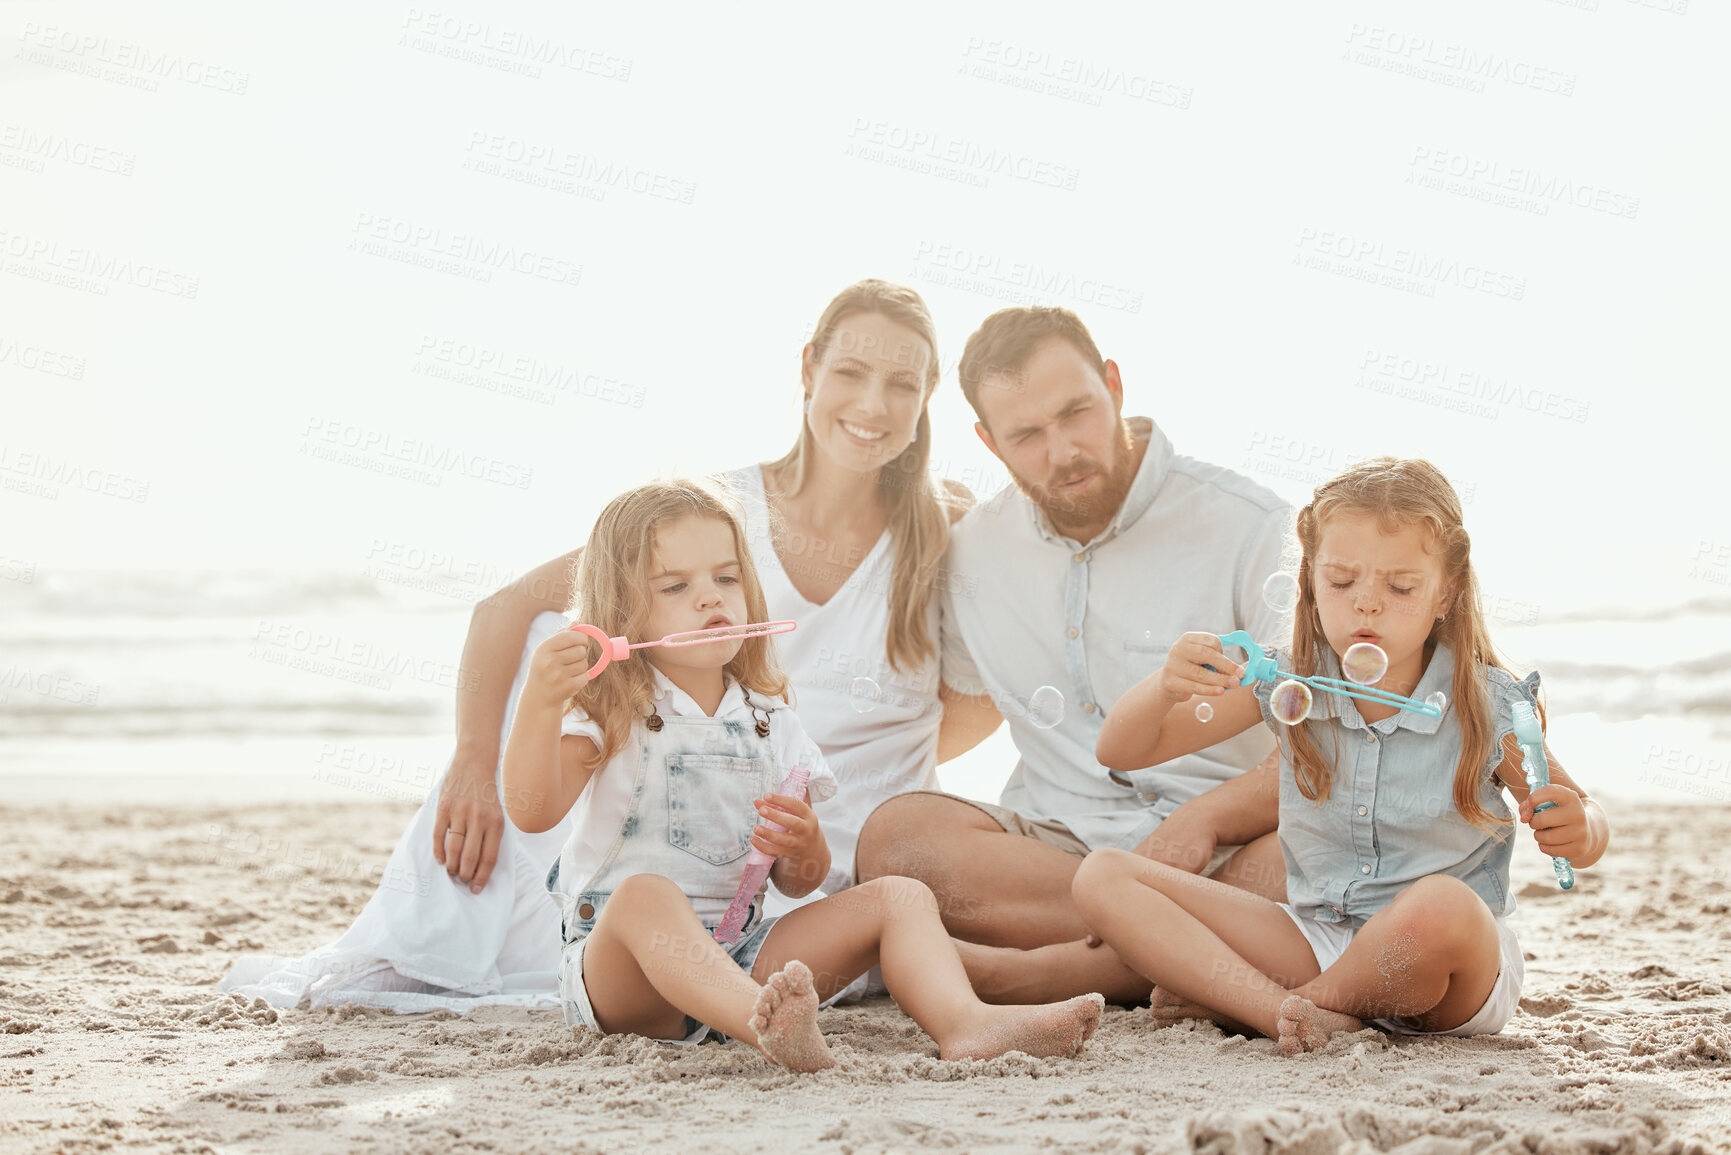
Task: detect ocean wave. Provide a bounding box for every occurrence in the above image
[14,568,1720,625]
[0,569,402,618]
[4,569,1723,744]
[0,698,447,739]
[1536,652,1731,681]
[1520,594,1731,625]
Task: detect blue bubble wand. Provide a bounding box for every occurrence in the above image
[1209,630,1444,718]
[1510,700,1575,890]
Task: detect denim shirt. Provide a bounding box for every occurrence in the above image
[1254,642,1541,925]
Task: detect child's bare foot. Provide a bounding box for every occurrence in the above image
[1147,985,1213,1026]
[748,960,835,1072]
[1276,994,1363,1056]
[942,993,1105,1061]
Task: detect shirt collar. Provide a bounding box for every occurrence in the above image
[1028,416,1174,549]
[1315,643,1452,735]
[648,666,748,719]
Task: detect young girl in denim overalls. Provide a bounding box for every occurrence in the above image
[502,478,1104,1071]
[1080,458,1611,1055]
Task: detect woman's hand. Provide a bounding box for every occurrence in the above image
[432,753,506,894]
[1160,632,1245,703]
[435,630,593,893]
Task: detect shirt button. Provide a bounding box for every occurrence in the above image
[1067,627,1079,639]
[1140,793,1158,803]
[1357,805,1368,816]
[1072,552,1086,563]
[1364,731,1376,744]
[1360,864,1371,875]
[1083,702,1097,714]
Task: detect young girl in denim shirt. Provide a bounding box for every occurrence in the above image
[1082,457,1609,1054]
[503,478,1102,1071]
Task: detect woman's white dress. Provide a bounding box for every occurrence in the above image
[221,465,943,1010]
[722,465,942,910]
[220,611,575,1010]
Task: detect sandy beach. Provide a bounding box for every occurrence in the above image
[0,796,1726,1154]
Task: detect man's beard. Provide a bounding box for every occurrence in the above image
[1012,419,1138,537]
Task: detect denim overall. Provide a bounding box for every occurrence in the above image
[551,704,784,1038]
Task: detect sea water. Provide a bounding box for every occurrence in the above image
[1,568,1726,808]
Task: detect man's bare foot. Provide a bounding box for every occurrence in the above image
[1147,986,1255,1036]
[1276,994,1363,1056]
[941,993,1105,1061]
[748,960,835,1072]
[955,939,1014,1003]
[1147,984,1216,1025]
[956,940,1067,1004]
[960,939,1153,1006]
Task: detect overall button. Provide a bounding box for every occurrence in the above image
[577,902,595,919]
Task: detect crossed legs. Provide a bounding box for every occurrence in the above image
[854,793,1289,1005]
[1071,850,1504,1053]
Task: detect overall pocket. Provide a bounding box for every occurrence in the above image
[665,753,770,866]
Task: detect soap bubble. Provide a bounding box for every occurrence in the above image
[1195,701,1214,723]
[1270,680,1313,726]
[849,676,880,714]
[1424,691,1448,715]
[1341,642,1389,686]
[1028,685,1065,729]
[1262,572,1300,614]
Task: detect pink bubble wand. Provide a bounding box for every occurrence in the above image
[715,763,812,945]
[565,619,797,678]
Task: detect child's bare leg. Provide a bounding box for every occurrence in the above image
[580,874,832,1070]
[753,877,1104,1060]
[1073,849,1345,1048]
[1283,874,1502,1044]
[955,938,1152,1005]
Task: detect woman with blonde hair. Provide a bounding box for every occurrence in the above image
[222,280,977,1010]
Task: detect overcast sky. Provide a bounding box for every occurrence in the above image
[5,1,1727,617]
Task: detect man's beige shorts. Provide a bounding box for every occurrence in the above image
[896,790,1239,877]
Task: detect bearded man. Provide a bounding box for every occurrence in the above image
[857,306,1293,1005]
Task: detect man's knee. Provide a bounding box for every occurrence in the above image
[855,794,995,881]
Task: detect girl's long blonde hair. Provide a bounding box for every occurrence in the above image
[764,279,958,673]
[1285,457,1536,831]
[566,478,790,771]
